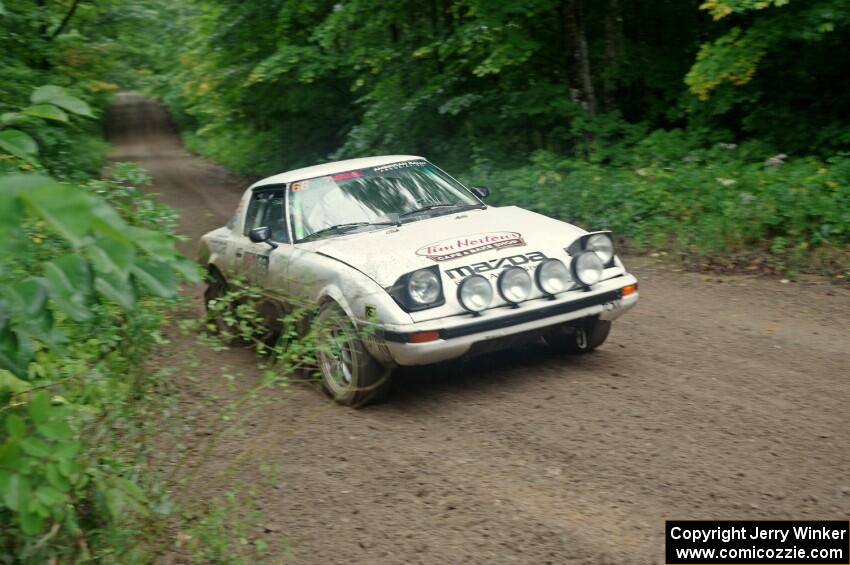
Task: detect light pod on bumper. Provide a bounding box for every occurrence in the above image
[535,258,572,295]
[586,233,614,264]
[571,251,604,286]
[457,274,493,314]
[497,266,532,305]
[566,231,617,267]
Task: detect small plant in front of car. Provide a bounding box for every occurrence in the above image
[199,274,370,388]
[199,272,385,406]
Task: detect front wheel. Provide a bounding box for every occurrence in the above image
[315,303,391,407]
[544,316,611,354]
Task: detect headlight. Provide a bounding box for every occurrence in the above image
[571,251,604,286]
[408,268,441,304]
[535,259,572,295]
[389,266,445,311]
[497,267,532,304]
[586,233,614,264]
[457,275,493,313]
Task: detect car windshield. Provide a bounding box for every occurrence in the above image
[289,160,481,242]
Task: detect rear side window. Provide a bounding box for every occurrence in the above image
[244,188,289,243]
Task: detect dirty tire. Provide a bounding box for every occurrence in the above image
[315,303,391,407]
[544,316,611,354]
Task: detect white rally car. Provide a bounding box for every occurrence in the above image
[199,156,638,405]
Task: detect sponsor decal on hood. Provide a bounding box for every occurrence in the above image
[415,231,525,262]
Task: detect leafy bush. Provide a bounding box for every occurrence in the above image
[1,85,199,562]
[0,166,199,562]
[467,133,850,272]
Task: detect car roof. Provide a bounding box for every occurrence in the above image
[250,155,424,189]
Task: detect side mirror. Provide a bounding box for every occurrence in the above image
[248,226,277,249]
[470,186,490,200]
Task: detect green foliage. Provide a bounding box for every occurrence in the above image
[134,0,850,272]
[0,169,192,561]
[0,85,197,562]
[469,137,850,269]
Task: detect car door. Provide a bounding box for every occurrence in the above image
[236,186,293,299]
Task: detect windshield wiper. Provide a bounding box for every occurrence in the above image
[400,203,482,219]
[300,219,400,242]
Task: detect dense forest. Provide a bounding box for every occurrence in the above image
[1,0,849,561]
[142,0,850,270]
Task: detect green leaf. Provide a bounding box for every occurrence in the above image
[46,463,71,492]
[0,172,53,194]
[1,112,27,125]
[88,234,135,275]
[0,190,22,252]
[19,507,44,535]
[127,226,177,259]
[0,439,22,469]
[0,369,30,394]
[0,1,7,16]
[21,436,52,457]
[3,279,56,346]
[37,419,73,441]
[0,321,28,377]
[1,472,29,512]
[95,271,137,310]
[29,391,50,425]
[0,129,38,161]
[5,278,47,316]
[53,440,80,463]
[22,104,68,123]
[36,484,67,507]
[5,414,26,438]
[44,254,93,321]
[30,85,66,105]
[90,199,128,239]
[20,183,94,247]
[132,260,177,297]
[173,255,202,283]
[31,85,94,118]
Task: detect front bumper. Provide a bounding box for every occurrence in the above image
[372,274,638,366]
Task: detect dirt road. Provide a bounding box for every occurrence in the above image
[107,92,850,564]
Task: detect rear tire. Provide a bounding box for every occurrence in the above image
[315,303,391,407]
[544,316,611,354]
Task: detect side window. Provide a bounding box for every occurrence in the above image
[243,189,289,243]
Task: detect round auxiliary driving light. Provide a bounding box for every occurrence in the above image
[497,267,533,304]
[572,251,604,286]
[408,268,441,305]
[457,275,493,313]
[586,233,614,264]
[535,259,572,295]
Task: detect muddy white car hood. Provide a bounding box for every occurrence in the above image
[303,206,585,287]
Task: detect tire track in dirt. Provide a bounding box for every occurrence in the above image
[107,92,850,564]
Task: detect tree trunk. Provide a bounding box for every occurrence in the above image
[562,0,596,116]
[51,0,83,39]
[603,0,623,112]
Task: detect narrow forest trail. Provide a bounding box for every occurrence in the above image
[107,92,850,564]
